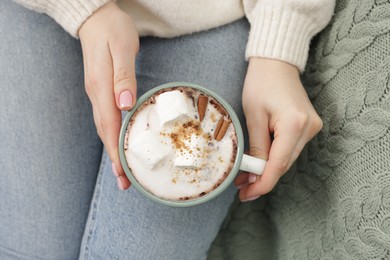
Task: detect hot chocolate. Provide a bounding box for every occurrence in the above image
[124,86,237,201]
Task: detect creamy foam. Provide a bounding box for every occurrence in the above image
[124,87,237,201]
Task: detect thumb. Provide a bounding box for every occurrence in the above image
[110,42,137,111]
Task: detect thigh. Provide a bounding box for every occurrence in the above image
[80,19,249,260]
[0,2,102,259]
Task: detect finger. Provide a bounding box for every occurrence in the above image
[83,58,107,146]
[112,163,131,190]
[239,122,301,201]
[235,172,251,189]
[94,71,123,172]
[86,67,131,190]
[90,45,131,189]
[234,111,270,188]
[109,39,137,111]
[96,79,131,189]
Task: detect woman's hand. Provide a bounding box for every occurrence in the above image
[79,2,139,190]
[235,58,323,201]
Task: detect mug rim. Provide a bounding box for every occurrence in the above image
[119,82,244,207]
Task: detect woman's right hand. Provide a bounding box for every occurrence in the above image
[79,2,139,190]
[235,58,323,201]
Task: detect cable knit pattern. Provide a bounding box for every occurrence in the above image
[208,0,390,259]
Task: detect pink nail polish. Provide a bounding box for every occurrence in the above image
[117,177,124,190]
[242,195,260,202]
[111,162,119,177]
[248,173,257,184]
[119,90,133,110]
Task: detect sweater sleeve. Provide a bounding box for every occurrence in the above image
[243,0,335,71]
[13,0,113,37]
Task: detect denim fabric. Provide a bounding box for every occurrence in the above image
[0,1,101,259]
[0,1,249,259]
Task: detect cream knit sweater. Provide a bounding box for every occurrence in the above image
[14,0,335,71]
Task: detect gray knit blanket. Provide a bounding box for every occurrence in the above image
[208,0,390,259]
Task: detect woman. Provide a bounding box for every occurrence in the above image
[0,0,334,259]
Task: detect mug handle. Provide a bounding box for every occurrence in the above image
[239,154,266,175]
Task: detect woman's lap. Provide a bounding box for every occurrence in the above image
[0,1,249,259]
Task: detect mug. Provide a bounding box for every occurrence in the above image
[119,82,266,207]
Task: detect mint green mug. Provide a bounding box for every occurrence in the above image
[119,82,266,207]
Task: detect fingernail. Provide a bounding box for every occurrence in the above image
[248,173,257,184]
[111,162,119,177]
[119,90,133,110]
[241,195,260,202]
[117,177,124,190]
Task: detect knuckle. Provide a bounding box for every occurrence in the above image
[288,109,323,135]
[114,68,134,87]
[99,122,108,133]
[88,75,99,88]
[84,82,92,96]
[249,146,268,159]
[85,76,98,95]
[261,184,274,195]
[274,158,290,174]
[96,127,103,140]
[290,111,309,132]
[311,115,323,133]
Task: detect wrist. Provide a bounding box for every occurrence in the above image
[248,57,300,81]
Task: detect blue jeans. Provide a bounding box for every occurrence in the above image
[0,1,249,259]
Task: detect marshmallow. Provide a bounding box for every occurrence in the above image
[129,130,171,169]
[174,134,207,168]
[155,90,192,127]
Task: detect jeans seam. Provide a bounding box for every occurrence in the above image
[80,152,108,260]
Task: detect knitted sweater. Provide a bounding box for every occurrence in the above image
[208,0,390,259]
[13,0,335,71]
